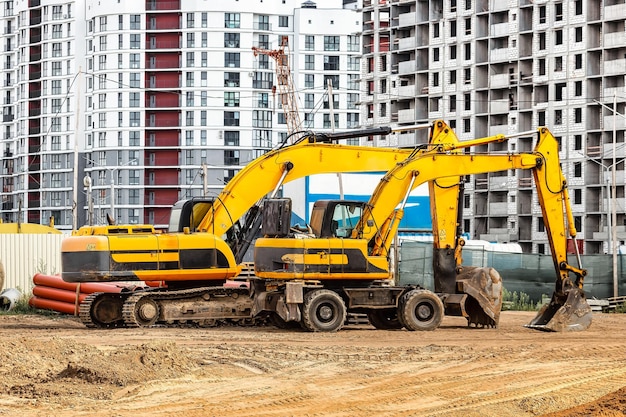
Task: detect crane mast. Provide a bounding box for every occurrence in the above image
[252,35,302,137]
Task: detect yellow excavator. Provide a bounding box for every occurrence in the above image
[62,127,430,327]
[254,121,592,332]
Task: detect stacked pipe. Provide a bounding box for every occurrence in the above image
[29,273,141,315]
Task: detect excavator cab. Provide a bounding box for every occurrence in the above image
[309,200,366,238]
[168,198,214,233]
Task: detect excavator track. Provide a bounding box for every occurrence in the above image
[119,286,256,328]
[79,292,128,328]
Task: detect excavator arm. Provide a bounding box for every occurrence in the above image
[352,124,591,331]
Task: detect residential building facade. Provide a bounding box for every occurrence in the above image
[362,0,626,255]
[0,0,361,230]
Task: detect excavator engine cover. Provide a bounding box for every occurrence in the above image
[526,288,592,332]
[455,266,503,328]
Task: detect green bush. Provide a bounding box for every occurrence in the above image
[501,288,544,311]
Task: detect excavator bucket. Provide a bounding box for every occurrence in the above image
[526,288,592,332]
[455,266,503,328]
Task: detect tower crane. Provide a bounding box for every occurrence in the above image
[252,35,302,137]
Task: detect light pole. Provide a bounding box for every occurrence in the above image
[593,95,626,297]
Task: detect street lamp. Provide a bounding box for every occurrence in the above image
[593,95,626,297]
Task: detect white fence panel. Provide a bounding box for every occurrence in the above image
[0,234,64,293]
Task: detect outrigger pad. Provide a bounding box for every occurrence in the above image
[525,289,592,332]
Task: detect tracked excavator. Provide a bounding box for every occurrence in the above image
[62,126,429,327]
[254,121,592,332]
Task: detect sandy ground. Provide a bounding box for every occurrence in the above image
[0,311,624,417]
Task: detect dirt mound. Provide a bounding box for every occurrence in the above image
[0,337,200,401]
[541,386,626,417]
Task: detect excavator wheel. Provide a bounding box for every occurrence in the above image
[301,289,347,332]
[122,294,160,327]
[367,309,403,330]
[398,289,444,331]
[79,292,126,328]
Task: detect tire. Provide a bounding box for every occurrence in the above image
[367,309,403,330]
[398,289,444,331]
[301,289,346,332]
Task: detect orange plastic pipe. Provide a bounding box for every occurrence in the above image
[32,286,89,304]
[29,296,78,315]
[32,273,126,294]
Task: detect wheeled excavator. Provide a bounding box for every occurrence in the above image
[254,121,592,332]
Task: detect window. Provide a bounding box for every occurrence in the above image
[347,113,359,128]
[555,29,563,45]
[100,16,107,31]
[187,13,195,28]
[433,22,440,38]
[323,114,339,129]
[465,18,471,35]
[257,92,269,108]
[52,43,62,57]
[323,96,339,110]
[130,73,140,88]
[574,135,582,150]
[129,131,140,146]
[305,93,314,109]
[225,13,240,28]
[539,32,546,50]
[130,53,140,69]
[129,92,139,107]
[433,72,439,87]
[305,35,314,50]
[575,27,582,43]
[225,52,240,68]
[305,55,315,70]
[433,48,440,62]
[555,83,565,101]
[555,109,562,125]
[538,110,545,126]
[575,108,582,123]
[575,81,582,97]
[555,3,563,21]
[304,113,314,128]
[464,68,471,84]
[253,110,272,128]
[130,14,140,30]
[449,95,456,113]
[538,58,546,75]
[130,34,140,49]
[347,55,359,71]
[573,161,582,177]
[463,118,471,133]
[305,74,314,88]
[323,36,339,51]
[187,33,195,48]
[347,93,358,109]
[348,74,359,90]
[449,45,456,60]
[52,61,62,76]
[224,92,240,107]
[464,93,470,110]
[575,0,582,15]
[347,35,359,52]
[465,0,472,10]
[279,16,288,27]
[186,52,195,67]
[224,33,239,48]
[224,131,239,146]
[224,72,240,87]
[224,111,240,126]
[52,24,62,39]
[450,70,456,85]
[324,56,339,71]
[129,111,141,127]
[575,54,582,69]
[555,56,563,71]
[256,15,269,30]
[52,80,62,94]
[450,20,457,37]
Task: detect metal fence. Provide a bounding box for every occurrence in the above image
[399,241,626,302]
[0,234,64,292]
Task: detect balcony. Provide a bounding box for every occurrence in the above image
[398,84,416,98]
[398,12,416,27]
[489,73,510,88]
[490,23,509,37]
[604,58,626,76]
[603,32,625,48]
[397,37,416,50]
[397,60,415,74]
[603,115,626,130]
[398,108,414,123]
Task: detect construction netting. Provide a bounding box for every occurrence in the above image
[398,241,626,302]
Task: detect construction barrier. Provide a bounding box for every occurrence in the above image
[29,273,142,315]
